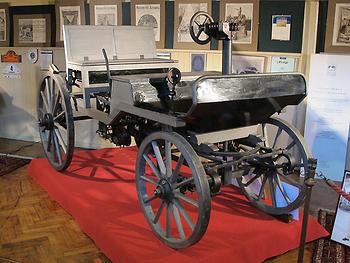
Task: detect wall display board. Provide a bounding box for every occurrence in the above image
[304,54,350,182]
[55,0,85,46]
[0,3,9,47]
[220,0,259,51]
[258,1,305,53]
[131,0,165,49]
[13,14,51,47]
[325,0,350,53]
[90,0,122,26]
[332,170,350,247]
[232,54,265,74]
[173,0,212,50]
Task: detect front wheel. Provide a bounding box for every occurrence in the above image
[37,69,75,171]
[136,131,211,249]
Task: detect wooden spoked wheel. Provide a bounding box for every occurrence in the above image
[37,71,74,171]
[136,131,211,249]
[237,117,311,215]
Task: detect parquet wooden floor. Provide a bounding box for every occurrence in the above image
[0,165,313,263]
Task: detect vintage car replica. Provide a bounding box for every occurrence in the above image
[37,12,314,249]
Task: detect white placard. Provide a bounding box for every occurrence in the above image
[304,54,350,181]
[94,5,118,26]
[270,56,295,72]
[40,50,53,70]
[271,15,291,41]
[2,64,21,79]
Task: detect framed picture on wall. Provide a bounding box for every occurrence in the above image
[174,0,212,50]
[13,14,51,47]
[55,0,85,46]
[0,3,9,47]
[220,0,259,51]
[90,0,122,26]
[325,0,350,53]
[191,53,206,72]
[131,0,165,49]
[232,54,265,74]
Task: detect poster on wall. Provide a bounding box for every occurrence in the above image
[270,56,295,72]
[0,9,6,41]
[135,4,160,42]
[332,4,350,47]
[59,6,81,41]
[225,3,253,44]
[178,3,207,43]
[331,170,350,247]
[94,5,118,25]
[18,18,46,43]
[271,15,291,41]
[232,55,265,74]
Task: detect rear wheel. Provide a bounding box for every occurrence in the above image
[136,131,211,249]
[237,117,311,215]
[37,70,74,171]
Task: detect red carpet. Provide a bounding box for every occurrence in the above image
[28,147,328,263]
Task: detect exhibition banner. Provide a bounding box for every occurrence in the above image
[304,54,350,182]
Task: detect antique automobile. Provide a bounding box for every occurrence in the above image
[37,12,314,249]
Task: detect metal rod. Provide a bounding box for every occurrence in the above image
[297,158,317,263]
[222,39,232,75]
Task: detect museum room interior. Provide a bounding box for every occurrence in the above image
[0,0,349,262]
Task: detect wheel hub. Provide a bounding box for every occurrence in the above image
[155,178,173,200]
[39,113,55,131]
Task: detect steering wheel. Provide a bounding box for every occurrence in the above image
[189,11,214,45]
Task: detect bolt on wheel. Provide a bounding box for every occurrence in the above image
[136,131,211,249]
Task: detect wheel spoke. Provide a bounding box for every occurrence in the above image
[257,174,268,200]
[276,170,302,189]
[50,78,56,113]
[274,174,291,204]
[171,154,184,183]
[54,128,67,154]
[143,154,161,178]
[153,200,166,224]
[40,91,50,113]
[53,111,65,121]
[165,140,172,178]
[194,20,200,27]
[272,127,282,149]
[45,78,52,111]
[174,177,194,189]
[52,92,61,116]
[262,123,268,147]
[285,141,296,151]
[268,176,277,207]
[175,192,198,208]
[140,175,158,186]
[143,194,158,203]
[173,199,194,231]
[173,203,185,240]
[47,130,53,152]
[166,202,172,238]
[151,141,166,176]
[52,131,62,165]
[196,28,203,38]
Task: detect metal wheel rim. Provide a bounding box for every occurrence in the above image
[237,117,311,215]
[37,72,74,171]
[136,131,211,249]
